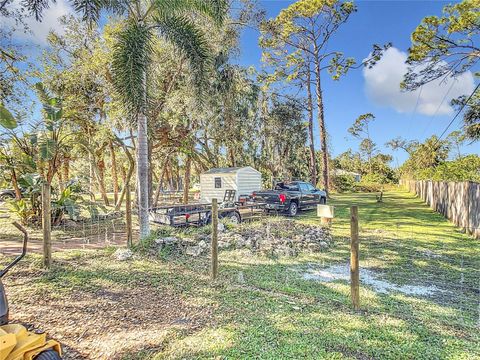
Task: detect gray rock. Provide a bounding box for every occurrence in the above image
[307,243,321,252]
[185,246,203,257]
[198,240,208,249]
[114,248,133,261]
[181,237,195,244]
[218,241,230,249]
[155,236,179,245]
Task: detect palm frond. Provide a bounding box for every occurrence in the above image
[22,0,51,21]
[154,0,228,25]
[71,0,127,22]
[112,20,153,115]
[153,14,211,89]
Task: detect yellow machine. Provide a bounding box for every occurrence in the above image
[0,223,62,360]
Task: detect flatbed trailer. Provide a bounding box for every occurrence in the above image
[149,201,266,227]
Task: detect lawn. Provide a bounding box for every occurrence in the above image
[1,188,478,359]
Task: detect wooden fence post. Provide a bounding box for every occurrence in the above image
[42,182,52,268]
[125,183,133,248]
[350,205,360,310]
[211,198,218,281]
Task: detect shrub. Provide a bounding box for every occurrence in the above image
[353,173,387,193]
[354,182,383,193]
[331,175,356,193]
[360,173,390,184]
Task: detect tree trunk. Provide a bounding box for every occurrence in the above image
[314,51,329,193]
[89,152,94,194]
[109,140,119,205]
[147,139,153,207]
[11,168,22,199]
[97,156,110,206]
[228,148,236,167]
[63,156,70,184]
[41,182,51,268]
[306,66,317,186]
[183,155,191,204]
[58,166,64,191]
[137,90,150,238]
[154,166,167,207]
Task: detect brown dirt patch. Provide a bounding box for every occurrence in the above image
[8,280,210,359]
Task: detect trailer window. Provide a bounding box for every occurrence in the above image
[214,177,222,188]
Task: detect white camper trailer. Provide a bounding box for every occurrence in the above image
[200,166,262,203]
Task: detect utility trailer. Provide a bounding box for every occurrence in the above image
[149,190,266,227]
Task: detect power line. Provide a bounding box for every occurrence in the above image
[420,78,457,138]
[435,82,480,143]
[407,85,423,139]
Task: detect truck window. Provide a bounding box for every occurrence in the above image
[214,177,222,188]
[306,183,316,191]
[275,183,299,191]
[299,183,309,192]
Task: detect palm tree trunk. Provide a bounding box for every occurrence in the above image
[306,66,317,186]
[109,140,119,205]
[183,155,191,204]
[137,103,150,238]
[314,50,329,193]
[147,139,153,207]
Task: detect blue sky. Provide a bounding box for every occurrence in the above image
[236,0,480,164]
[4,0,479,165]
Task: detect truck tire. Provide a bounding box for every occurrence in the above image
[35,350,62,360]
[320,197,326,205]
[286,201,298,216]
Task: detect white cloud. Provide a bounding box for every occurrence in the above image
[363,47,475,116]
[4,0,73,45]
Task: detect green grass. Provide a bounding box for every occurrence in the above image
[1,189,479,359]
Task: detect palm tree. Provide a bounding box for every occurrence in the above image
[14,0,227,238]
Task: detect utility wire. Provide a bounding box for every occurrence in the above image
[420,78,457,138]
[407,85,423,139]
[435,82,480,144]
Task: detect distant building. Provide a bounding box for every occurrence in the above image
[331,169,361,182]
[200,166,262,202]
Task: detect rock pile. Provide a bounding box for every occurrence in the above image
[153,219,332,258]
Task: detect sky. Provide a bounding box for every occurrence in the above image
[3,0,480,165]
[236,0,480,164]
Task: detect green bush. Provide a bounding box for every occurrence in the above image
[354,182,383,193]
[360,173,390,184]
[353,173,387,193]
[331,175,356,193]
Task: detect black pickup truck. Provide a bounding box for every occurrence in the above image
[252,181,327,216]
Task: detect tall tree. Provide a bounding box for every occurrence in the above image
[111,1,226,238]
[260,0,357,193]
[13,0,227,240]
[348,113,376,172]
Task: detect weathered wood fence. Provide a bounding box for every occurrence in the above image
[400,179,480,239]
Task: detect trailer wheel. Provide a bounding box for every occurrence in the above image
[224,211,241,224]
